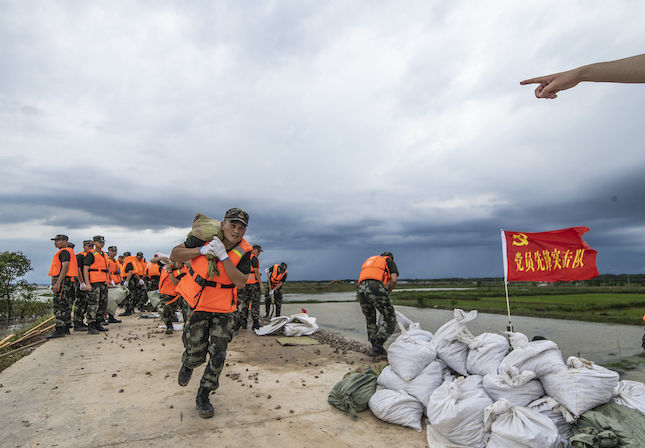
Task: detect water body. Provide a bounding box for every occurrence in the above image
[281,292,644,368]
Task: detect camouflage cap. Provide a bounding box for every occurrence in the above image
[279,262,287,270]
[381,251,394,260]
[136,251,143,257]
[224,208,249,226]
[123,251,131,257]
[252,244,263,252]
[107,246,117,251]
[51,234,68,241]
[83,240,94,246]
[93,235,105,242]
[67,242,75,249]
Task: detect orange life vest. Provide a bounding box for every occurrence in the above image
[358,255,391,285]
[137,259,148,276]
[246,254,259,285]
[147,262,161,277]
[122,256,140,279]
[269,264,287,288]
[158,266,188,296]
[88,250,109,283]
[108,259,120,283]
[176,238,252,313]
[48,247,78,278]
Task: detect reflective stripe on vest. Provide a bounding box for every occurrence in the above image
[48,247,78,278]
[176,238,252,313]
[358,255,391,285]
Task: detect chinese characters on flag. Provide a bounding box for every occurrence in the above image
[502,227,598,282]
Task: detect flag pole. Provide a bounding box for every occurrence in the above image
[501,229,514,331]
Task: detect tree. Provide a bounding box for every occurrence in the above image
[0,251,33,322]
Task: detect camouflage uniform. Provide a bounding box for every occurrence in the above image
[86,283,107,324]
[237,283,261,327]
[72,281,88,326]
[160,293,180,325]
[264,287,283,317]
[50,276,73,329]
[357,279,396,348]
[182,311,236,390]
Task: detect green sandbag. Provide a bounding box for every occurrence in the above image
[328,368,377,419]
[186,213,224,277]
[571,403,645,448]
[107,286,128,314]
[148,291,161,311]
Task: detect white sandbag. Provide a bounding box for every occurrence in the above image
[368,388,424,432]
[379,309,414,333]
[427,425,473,448]
[498,332,565,378]
[254,315,291,336]
[377,361,445,411]
[426,375,493,448]
[430,309,477,376]
[527,396,575,445]
[484,399,559,448]
[387,327,437,381]
[613,380,645,414]
[540,356,619,418]
[483,367,544,407]
[147,290,161,311]
[283,313,318,336]
[461,332,509,376]
[108,285,128,305]
[404,322,434,343]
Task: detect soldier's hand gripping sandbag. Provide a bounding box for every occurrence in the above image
[187,213,224,277]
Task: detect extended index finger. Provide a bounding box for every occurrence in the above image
[520,75,548,85]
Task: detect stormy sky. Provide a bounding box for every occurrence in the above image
[1,1,645,283]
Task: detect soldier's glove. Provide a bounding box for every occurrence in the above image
[80,282,87,291]
[200,238,228,261]
[110,281,116,287]
[138,279,145,286]
[123,280,129,288]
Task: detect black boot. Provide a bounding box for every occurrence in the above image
[118,310,132,316]
[95,321,109,332]
[195,386,214,418]
[178,364,193,387]
[370,343,387,356]
[107,314,121,323]
[63,325,71,335]
[87,322,99,335]
[73,322,88,331]
[252,319,261,330]
[46,326,67,339]
[165,322,174,334]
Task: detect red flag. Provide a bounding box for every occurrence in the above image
[502,227,598,282]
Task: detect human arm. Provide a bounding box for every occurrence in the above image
[84,265,92,291]
[520,54,645,98]
[52,261,69,292]
[387,273,398,294]
[170,243,202,264]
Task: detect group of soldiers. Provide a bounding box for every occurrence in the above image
[48,206,397,421]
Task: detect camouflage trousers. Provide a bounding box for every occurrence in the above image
[237,283,261,327]
[87,283,108,324]
[160,293,180,325]
[72,282,88,325]
[357,279,396,347]
[265,287,283,317]
[148,277,159,291]
[123,281,146,312]
[50,276,73,328]
[181,311,236,391]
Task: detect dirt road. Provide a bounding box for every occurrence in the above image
[0,316,427,448]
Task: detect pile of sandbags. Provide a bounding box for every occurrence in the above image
[364,308,645,448]
[254,313,318,336]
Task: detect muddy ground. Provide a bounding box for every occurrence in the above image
[0,315,427,448]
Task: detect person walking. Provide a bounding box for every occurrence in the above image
[357,252,399,356]
[171,208,253,419]
[236,244,264,330]
[47,234,78,338]
[265,262,287,318]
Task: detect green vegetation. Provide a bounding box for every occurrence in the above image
[283,278,645,325]
[0,314,53,373]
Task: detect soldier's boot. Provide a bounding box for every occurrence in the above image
[252,318,261,330]
[107,314,121,323]
[118,310,132,316]
[63,325,71,335]
[195,386,214,419]
[370,343,387,357]
[46,326,67,339]
[165,322,174,334]
[73,322,88,331]
[95,321,109,332]
[178,364,193,387]
[87,322,99,335]
[240,315,248,330]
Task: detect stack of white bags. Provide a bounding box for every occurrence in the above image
[367,309,645,448]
